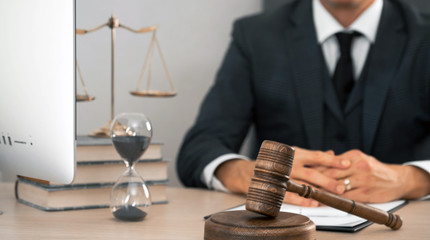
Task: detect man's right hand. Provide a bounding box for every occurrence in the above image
[290,147,351,194]
[277,147,352,206]
[214,158,255,194]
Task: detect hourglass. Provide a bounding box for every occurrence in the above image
[110,112,152,221]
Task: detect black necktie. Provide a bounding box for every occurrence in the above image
[333,32,358,110]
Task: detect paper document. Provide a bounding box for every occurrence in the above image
[226,200,406,231]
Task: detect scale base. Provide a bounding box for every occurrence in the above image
[89,120,112,137]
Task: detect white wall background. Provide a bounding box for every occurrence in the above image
[76,0,262,187]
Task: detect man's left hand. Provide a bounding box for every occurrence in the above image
[322,150,430,202]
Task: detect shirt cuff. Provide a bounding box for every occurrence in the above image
[201,153,249,192]
[404,160,430,174]
[404,160,430,200]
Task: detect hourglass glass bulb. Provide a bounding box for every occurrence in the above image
[111,167,151,221]
[110,113,153,221]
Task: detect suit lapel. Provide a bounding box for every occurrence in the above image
[362,0,407,153]
[286,0,324,149]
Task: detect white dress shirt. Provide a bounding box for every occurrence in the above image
[202,0,430,192]
[313,0,382,79]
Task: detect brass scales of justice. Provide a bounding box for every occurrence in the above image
[76,15,176,137]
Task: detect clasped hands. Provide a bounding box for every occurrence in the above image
[215,147,430,207]
[286,147,409,206]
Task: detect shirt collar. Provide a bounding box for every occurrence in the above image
[313,0,383,43]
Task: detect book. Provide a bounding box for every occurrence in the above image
[64,159,168,184]
[15,176,168,211]
[76,135,163,162]
[217,200,407,232]
[71,135,168,184]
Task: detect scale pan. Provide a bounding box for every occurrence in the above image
[76,94,95,102]
[130,90,177,98]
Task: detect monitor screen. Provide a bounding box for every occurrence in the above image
[0,0,75,183]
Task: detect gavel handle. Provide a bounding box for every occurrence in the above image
[286,181,403,230]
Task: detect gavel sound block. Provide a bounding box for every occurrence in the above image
[204,140,402,240]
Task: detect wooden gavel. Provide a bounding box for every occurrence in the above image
[246,140,403,230]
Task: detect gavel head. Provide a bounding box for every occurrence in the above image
[246,140,295,217]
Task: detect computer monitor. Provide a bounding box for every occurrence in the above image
[0,0,75,183]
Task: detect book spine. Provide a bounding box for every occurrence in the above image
[76,158,165,165]
[17,176,168,190]
[15,179,168,212]
[16,198,169,212]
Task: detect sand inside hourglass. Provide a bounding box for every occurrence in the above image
[112,135,151,166]
[113,204,147,221]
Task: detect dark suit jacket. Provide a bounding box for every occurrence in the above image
[177,0,430,188]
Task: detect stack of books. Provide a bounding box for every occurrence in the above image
[15,135,168,211]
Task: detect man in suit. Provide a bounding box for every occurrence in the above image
[177,0,430,206]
